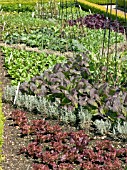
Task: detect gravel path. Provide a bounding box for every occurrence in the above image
[102,5,127,14]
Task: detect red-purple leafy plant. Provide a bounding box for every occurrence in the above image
[36,133,54,143]
[32,164,50,170]
[20,142,42,159]
[11,110,127,169]
[69,130,89,151]
[53,132,68,142]
[42,151,59,164]
[57,163,75,170]
[60,149,81,163]
[30,119,48,133]
[11,110,28,126]
[20,124,31,135]
[51,141,65,153]
[67,14,125,34]
[10,110,31,135]
[45,124,62,134]
[19,56,127,122]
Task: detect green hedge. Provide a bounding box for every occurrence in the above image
[85,0,116,5]
[0,0,39,12]
[118,0,127,8]
[0,4,35,12]
[0,0,64,4]
[0,0,73,12]
[0,0,38,4]
[78,0,127,23]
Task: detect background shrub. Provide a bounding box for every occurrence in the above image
[78,0,126,23]
[118,0,127,8]
[84,0,116,5]
[0,4,35,12]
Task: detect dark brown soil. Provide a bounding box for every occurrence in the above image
[1,104,33,170]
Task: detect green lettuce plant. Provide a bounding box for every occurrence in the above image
[2,47,66,85]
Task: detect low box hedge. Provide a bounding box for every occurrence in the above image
[118,0,127,8]
[0,0,38,4]
[0,4,36,12]
[0,0,65,4]
[0,0,77,12]
[85,0,116,5]
[78,0,127,23]
[0,0,50,12]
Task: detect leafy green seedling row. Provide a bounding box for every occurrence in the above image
[2,47,66,85]
[4,25,124,54]
[0,7,88,37]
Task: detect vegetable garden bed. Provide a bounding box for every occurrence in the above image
[0,1,127,170]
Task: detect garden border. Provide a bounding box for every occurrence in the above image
[78,0,127,22]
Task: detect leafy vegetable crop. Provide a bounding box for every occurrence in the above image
[2,47,66,85]
[10,110,127,169]
[19,53,127,121]
[4,24,124,54]
[1,3,127,169]
[0,6,87,37]
[67,13,125,34]
[1,7,124,55]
